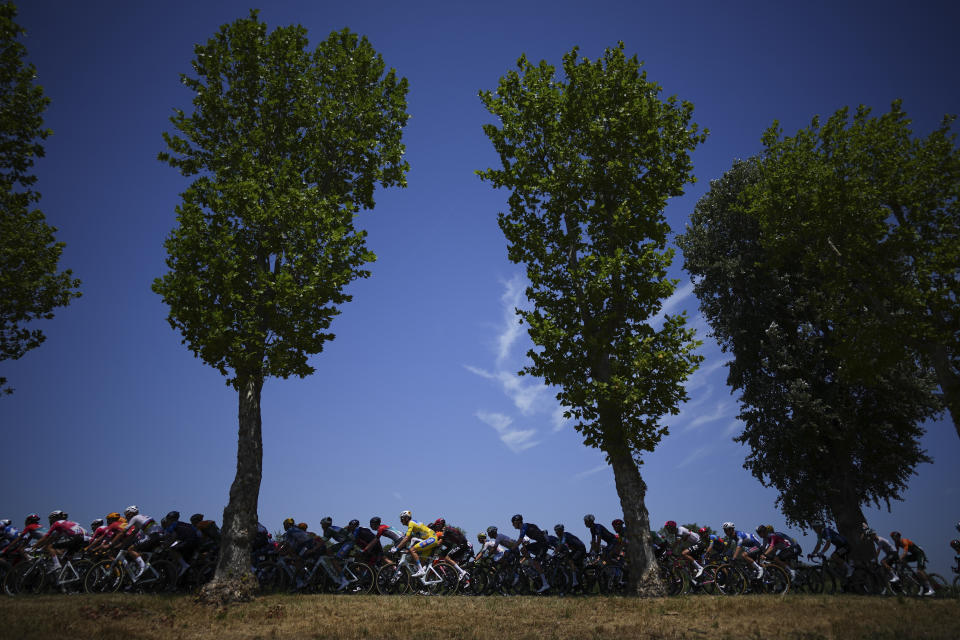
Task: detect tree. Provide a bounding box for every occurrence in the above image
[678,159,939,564]
[749,103,960,440]
[154,11,408,600]
[0,1,80,394]
[478,43,706,595]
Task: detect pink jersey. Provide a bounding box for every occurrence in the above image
[47,520,85,540]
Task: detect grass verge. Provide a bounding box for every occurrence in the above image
[1,594,958,639]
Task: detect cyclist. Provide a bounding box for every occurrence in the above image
[485,525,520,566]
[584,514,618,558]
[189,513,222,547]
[553,524,587,589]
[808,521,851,577]
[890,531,934,596]
[0,518,18,552]
[702,529,727,562]
[365,516,402,565]
[432,518,470,580]
[511,514,550,593]
[281,517,333,590]
[949,539,959,576]
[34,510,86,572]
[394,510,440,578]
[721,521,764,578]
[319,516,358,590]
[664,520,706,579]
[866,528,899,583]
[110,506,163,581]
[160,511,200,577]
[758,525,798,580]
[87,512,126,554]
[347,519,381,567]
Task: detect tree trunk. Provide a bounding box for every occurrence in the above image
[829,484,872,567]
[200,373,264,603]
[608,448,665,597]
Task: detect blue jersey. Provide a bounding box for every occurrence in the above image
[589,523,617,546]
[517,522,547,544]
[819,528,847,548]
[729,530,762,549]
[558,531,586,552]
[322,525,355,558]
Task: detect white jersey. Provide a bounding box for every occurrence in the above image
[493,533,516,549]
[127,514,161,535]
[480,538,507,557]
[677,526,700,545]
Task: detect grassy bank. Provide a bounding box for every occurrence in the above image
[1,594,958,639]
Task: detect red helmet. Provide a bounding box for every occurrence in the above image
[664,520,677,529]
[612,519,624,531]
[25,513,40,525]
[431,518,446,532]
[698,527,708,535]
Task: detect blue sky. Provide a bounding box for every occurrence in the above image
[4,1,959,574]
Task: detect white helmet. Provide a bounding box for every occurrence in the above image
[399,510,412,521]
[721,521,735,530]
[124,505,139,518]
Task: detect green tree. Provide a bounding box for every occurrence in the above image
[478,43,706,595]
[0,1,80,394]
[154,11,408,599]
[678,159,938,564]
[750,103,959,440]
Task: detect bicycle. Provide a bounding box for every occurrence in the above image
[84,549,175,593]
[376,549,456,595]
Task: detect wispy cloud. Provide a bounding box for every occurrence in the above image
[574,463,609,480]
[678,445,711,468]
[496,274,526,368]
[650,281,695,328]
[724,420,743,437]
[551,405,570,432]
[684,401,734,431]
[463,365,548,415]
[475,411,540,453]
[686,357,730,393]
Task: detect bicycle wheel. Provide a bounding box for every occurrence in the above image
[58,559,92,594]
[545,562,570,596]
[17,560,49,595]
[375,563,408,595]
[343,561,375,595]
[664,565,688,596]
[898,570,922,596]
[255,560,289,594]
[580,565,601,596]
[846,566,881,596]
[928,573,950,598]
[138,559,176,593]
[182,559,215,592]
[760,564,790,595]
[84,559,123,593]
[713,564,745,596]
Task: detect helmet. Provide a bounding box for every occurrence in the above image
[106,512,121,523]
[165,511,180,523]
[399,510,412,522]
[431,518,446,531]
[477,532,487,541]
[124,505,139,519]
[0,518,11,527]
[283,517,295,529]
[721,522,735,530]
[49,510,67,523]
[698,527,708,535]
[554,524,565,534]
[25,513,41,525]
[90,518,104,529]
[890,531,901,539]
[320,517,333,529]
[864,528,876,537]
[664,520,677,529]
[756,525,768,536]
[190,513,203,524]
[348,519,360,529]
[583,514,595,524]
[956,521,960,533]
[950,539,960,552]
[511,514,523,523]
[369,516,382,529]
[612,519,624,531]
[486,526,498,538]
[298,523,308,531]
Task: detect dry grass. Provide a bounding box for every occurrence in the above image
[1,594,958,639]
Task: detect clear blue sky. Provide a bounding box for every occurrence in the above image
[5,1,959,574]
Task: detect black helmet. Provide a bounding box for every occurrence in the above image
[320,516,333,529]
[554,524,565,534]
[165,511,180,523]
[370,516,382,529]
[511,514,523,523]
[90,518,105,529]
[348,519,360,529]
[486,525,498,537]
[584,514,595,524]
[190,513,204,524]
[49,510,67,523]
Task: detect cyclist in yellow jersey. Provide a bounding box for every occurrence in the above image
[393,510,439,576]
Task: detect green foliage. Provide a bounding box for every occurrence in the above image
[0,1,81,394]
[153,11,409,386]
[477,43,706,462]
[750,102,960,436]
[679,153,938,527]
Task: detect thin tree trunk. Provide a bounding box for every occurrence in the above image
[608,447,665,596]
[201,373,263,603]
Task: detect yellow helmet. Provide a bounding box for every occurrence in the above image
[283,517,295,529]
[297,522,308,531]
[106,512,122,523]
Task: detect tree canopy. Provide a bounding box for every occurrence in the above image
[478,43,705,594]
[0,1,80,394]
[154,10,408,598]
[678,157,939,558]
